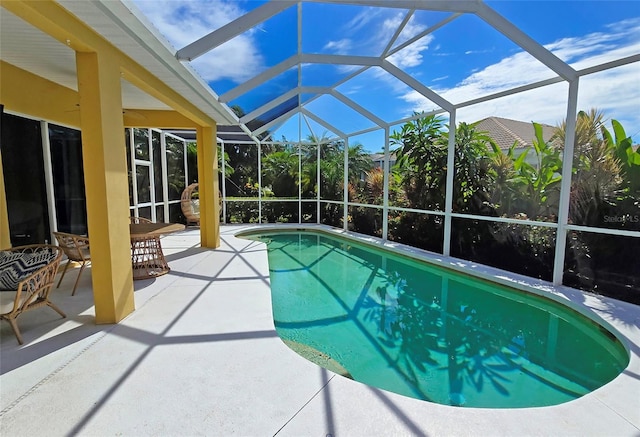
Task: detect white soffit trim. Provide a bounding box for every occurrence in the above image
[59,0,238,125]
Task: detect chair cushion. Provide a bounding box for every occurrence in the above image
[0,291,19,314]
[0,249,57,291]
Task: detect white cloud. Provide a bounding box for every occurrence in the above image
[132,0,264,83]
[546,18,640,69]
[345,13,433,99]
[324,39,353,54]
[388,36,433,69]
[326,9,428,58]
[323,8,387,56]
[347,7,384,33]
[387,12,428,48]
[191,41,264,84]
[464,49,493,55]
[386,13,432,68]
[432,75,449,82]
[325,10,422,77]
[400,22,640,140]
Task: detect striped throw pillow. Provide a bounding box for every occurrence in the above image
[0,249,57,291]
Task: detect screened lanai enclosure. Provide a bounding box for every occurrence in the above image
[144,0,639,305]
[1,0,638,306]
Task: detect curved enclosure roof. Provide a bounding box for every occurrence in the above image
[126,0,639,148]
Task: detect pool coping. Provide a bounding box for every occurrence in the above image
[235,223,640,425]
[235,223,632,350]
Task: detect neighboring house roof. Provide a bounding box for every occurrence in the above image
[369,151,399,169]
[474,116,557,151]
[369,151,398,162]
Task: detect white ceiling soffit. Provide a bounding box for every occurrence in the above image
[0,3,237,121]
[56,0,238,125]
[0,7,168,113]
[0,9,76,90]
[0,8,151,109]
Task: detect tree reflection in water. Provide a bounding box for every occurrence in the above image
[360,260,607,406]
[258,232,627,408]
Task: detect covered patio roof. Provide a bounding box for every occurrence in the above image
[0,0,237,127]
[165,126,256,145]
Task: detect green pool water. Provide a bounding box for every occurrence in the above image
[240,230,629,408]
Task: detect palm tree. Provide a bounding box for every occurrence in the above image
[364,167,384,204]
[347,143,373,184]
[444,121,493,214]
[261,148,299,197]
[487,142,517,215]
[554,109,623,224]
[552,108,605,157]
[299,142,318,198]
[319,148,344,201]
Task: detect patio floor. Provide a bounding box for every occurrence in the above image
[1,225,639,436]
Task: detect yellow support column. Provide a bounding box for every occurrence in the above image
[196,126,220,248]
[0,150,11,249]
[76,51,134,323]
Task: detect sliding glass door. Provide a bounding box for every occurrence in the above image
[0,113,51,245]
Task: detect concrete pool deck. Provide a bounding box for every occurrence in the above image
[1,225,639,436]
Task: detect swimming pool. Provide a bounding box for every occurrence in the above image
[238,228,629,408]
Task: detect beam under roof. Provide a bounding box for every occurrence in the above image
[221,54,382,106]
[305,0,482,14]
[220,55,299,103]
[301,108,347,138]
[330,90,387,128]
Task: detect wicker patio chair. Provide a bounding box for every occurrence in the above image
[0,244,65,345]
[53,232,91,296]
[180,183,200,226]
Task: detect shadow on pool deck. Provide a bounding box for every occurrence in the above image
[0,225,639,436]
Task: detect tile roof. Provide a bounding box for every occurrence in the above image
[369,151,398,162]
[474,116,557,150]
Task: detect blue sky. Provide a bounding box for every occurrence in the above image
[132,0,640,151]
